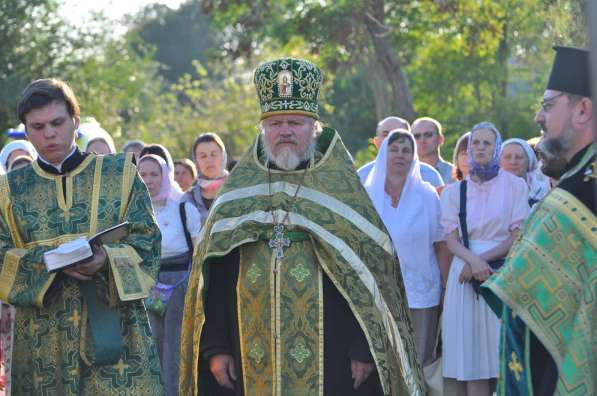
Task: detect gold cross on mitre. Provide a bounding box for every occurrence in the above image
[508,351,523,381]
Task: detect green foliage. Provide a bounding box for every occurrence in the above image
[0,0,66,139]
[65,34,166,145]
[129,2,216,82]
[2,0,587,166]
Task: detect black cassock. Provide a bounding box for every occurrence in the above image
[198,248,384,396]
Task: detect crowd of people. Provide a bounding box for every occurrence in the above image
[0,45,593,396]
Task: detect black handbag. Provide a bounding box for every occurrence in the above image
[459,180,504,297]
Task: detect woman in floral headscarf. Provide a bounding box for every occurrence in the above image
[439,122,530,395]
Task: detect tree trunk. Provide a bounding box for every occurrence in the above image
[364,56,393,119]
[362,9,417,121]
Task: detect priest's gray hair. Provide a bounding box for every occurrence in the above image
[259,120,321,170]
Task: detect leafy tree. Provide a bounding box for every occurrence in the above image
[128,1,217,82]
[0,0,67,138]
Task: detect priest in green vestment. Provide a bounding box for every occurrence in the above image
[0,79,163,395]
[179,58,423,396]
[482,47,596,396]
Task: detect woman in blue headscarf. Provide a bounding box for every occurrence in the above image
[439,122,530,395]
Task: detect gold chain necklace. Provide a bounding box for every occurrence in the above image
[267,164,309,260]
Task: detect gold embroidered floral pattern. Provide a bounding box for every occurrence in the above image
[289,342,311,364]
[248,343,265,364]
[289,262,310,283]
[247,263,262,284]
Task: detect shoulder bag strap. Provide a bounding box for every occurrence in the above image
[179,202,194,253]
[458,180,469,249]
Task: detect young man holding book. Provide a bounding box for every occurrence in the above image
[0,79,164,395]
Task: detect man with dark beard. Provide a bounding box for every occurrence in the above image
[178,58,423,396]
[535,136,568,182]
[482,46,595,395]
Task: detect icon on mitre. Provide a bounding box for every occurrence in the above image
[278,70,293,97]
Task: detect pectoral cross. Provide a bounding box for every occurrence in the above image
[269,223,290,260]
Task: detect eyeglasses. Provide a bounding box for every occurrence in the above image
[413,131,436,139]
[539,93,565,112]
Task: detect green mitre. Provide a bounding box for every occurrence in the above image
[253,57,322,120]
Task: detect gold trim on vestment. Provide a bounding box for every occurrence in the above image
[273,251,281,396]
[23,234,85,249]
[89,156,104,236]
[105,245,149,301]
[550,188,597,249]
[317,262,324,396]
[31,154,95,180]
[0,175,24,248]
[0,249,27,301]
[260,110,320,121]
[56,177,74,213]
[35,272,57,308]
[270,250,277,396]
[208,209,414,395]
[313,248,387,394]
[488,188,597,370]
[79,299,92,366]
[119,153,136,221]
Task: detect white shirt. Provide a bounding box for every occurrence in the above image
[383,194,443,308]
[363,131,444,309]
[155,199,202,258]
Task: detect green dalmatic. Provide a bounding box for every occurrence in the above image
[0,154,163,395]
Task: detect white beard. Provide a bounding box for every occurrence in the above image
[262,136,316,170]
[267,146,302,170]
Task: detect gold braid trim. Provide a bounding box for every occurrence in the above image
[35,272,57,308]
[0,249,27,301]
[79,301,93,366]
[0,175,24,248]
[89,156,104,236]
[118,152,136,222]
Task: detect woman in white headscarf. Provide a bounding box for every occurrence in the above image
[84,135,116,155]
[139,143,184,201]
[78,122,116,154]
[364,129,446,367]
[138,154,201,396]
[500,138,551,206]
[0,140,37,173]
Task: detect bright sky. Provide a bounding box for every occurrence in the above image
[61,0,185,23]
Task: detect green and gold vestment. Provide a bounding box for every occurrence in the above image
[0,153,163,395]
[482,187,596,395]
[180,128,424,396]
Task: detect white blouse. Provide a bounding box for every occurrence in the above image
[154,199,201,258]
[383,191,444,309]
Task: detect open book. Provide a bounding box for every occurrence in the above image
[43,222,130,273]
